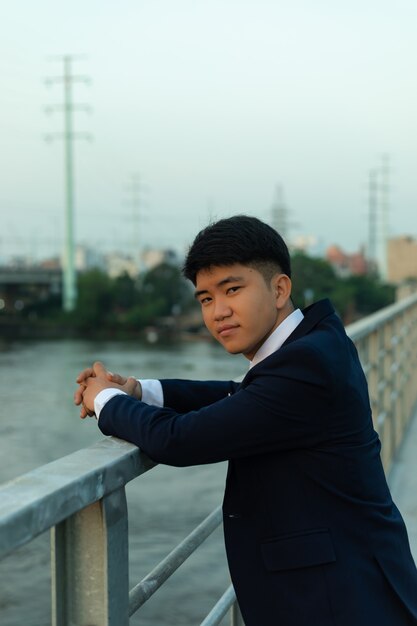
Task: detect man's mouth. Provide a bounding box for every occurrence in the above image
[218,324,239,337]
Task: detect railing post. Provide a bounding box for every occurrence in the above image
[51,486,129,626]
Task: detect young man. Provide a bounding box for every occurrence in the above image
[75,215,417,626]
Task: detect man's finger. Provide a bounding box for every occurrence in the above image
[83,403,96,418]
[76,367,94,383]
[107,372,127,385]
[124,376,139,396]
[74,384,86,406]
[93,361,107,377]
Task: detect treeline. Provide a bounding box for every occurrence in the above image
[25,262,194,336]
[291,252,395,323]
[20,254,395,336]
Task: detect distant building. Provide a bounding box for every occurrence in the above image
[75,245,106,272]
[40,257,60,270]
[292,234,324,256]
[105,253,139,279]
[388,236,417,284]
[326,245,368,277]
[142,248,181,271]
[5,255,36,269]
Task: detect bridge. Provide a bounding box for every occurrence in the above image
[0,266,62,312]
[0,293,416,625]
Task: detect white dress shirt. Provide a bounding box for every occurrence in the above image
[94,308,304,418]
[249,307,304,369]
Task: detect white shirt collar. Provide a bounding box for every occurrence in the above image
[249,308,304,369]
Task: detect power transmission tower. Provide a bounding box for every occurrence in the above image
[368,155,390,280]
[45,55,91,311]
[270,184,298,244]
[271,185,289,239]
[378,154,390,281]
[124,173,144,271]
[367,169,378,269]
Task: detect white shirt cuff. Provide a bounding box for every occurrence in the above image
[94,379,164,420]
[140,379,164,406]
[94,388,127,419]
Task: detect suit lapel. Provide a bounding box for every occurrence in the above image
[281,298,335,348]
[240,299,335,387]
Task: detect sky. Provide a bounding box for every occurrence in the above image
[1,0,416,263]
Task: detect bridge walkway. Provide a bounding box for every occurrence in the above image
[389,405,417,558]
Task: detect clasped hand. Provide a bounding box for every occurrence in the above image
[74,361,142,419]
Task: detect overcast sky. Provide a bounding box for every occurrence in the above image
[1,0,416,263]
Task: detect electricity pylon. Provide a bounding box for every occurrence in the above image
[270,184,298,245]
[367,155,390,280]
[45,55,91,311]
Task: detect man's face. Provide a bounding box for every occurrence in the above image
[195,263,284,360]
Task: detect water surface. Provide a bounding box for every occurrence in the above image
[0,338,247,626]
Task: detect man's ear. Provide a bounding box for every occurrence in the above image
[272,274,292,310]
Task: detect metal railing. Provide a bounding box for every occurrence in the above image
[0,438,242,625]
[1,293,417,625]
[347,292,417,470]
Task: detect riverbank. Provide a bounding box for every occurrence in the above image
[0,313,210,342]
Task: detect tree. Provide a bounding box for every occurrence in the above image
[345,275,395,317]
[112,272,138,309]
[290,252,394,323]
[141,262,193,318]
[74,269,114,330]
[291,252,338,309]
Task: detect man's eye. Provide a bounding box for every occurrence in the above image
[227,286,241,294]
[200,297,212,305]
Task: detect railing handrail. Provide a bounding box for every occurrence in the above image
[346,292,417,342]
[0,437,154,560]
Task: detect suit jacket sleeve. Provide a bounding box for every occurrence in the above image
[97,340,354,467]
[162,379,240,411]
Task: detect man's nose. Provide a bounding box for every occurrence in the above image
[213,299,232,320]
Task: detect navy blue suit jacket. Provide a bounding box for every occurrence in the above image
[99,300,417,625]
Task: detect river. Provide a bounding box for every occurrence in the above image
[0,337,247,626]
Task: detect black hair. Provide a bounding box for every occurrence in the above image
[183,215,291,284]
